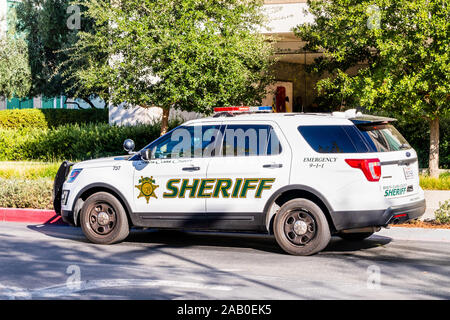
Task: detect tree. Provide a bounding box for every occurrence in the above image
[15,0,101,108]
[69,0,274,135]
[0,6,32,99]
[295,0,449,177]
[0,37,32,100]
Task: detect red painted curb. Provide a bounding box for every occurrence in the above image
[0,208,66,225]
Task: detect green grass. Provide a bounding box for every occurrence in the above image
[0,161,60,180]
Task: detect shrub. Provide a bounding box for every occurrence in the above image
[435,200,450,224]
[0,121,180,162]
[0,108,108,129]
[0,178,53,209]
[419,175,450,190]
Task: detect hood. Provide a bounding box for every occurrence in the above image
[73,155,132,169]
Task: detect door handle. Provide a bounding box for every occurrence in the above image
[263,163,283,169]
[182,166,201,171]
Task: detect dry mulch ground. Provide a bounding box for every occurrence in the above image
[393,220,450,229]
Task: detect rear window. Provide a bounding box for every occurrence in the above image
[357,124,410,152]
[298,124,410,154]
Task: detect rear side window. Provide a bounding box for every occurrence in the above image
[298,125,370,153]
[357,124,411,152]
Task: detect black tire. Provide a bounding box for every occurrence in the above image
[338,232,374,241]
[273,199,331,256]
[80,192,129,244]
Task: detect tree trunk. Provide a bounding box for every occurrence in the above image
[81,96,98,109]
[160,107,170,136]
[429,117,440,178]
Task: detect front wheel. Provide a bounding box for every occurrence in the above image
[80,192,129,244]
[273,199,331,256]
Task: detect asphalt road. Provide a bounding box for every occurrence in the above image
[0,222,449,300]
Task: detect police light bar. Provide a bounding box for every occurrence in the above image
[213,106,273,113]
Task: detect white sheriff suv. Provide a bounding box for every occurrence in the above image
[53,107,426,255]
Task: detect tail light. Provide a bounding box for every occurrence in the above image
[345,158,381,182]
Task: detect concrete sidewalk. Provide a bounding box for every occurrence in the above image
[422,190,450,220]
[378,226,450,242]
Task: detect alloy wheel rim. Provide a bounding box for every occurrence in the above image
[88,202,117,236]
[283,209,317,246]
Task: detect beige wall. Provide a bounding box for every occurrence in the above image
[270,61,366,112]
[271,61,320,112]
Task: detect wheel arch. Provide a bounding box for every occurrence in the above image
[72,183,134,227]
[263,185,336,234]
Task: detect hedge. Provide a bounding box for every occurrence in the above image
[0,109,447,168]
[0,122,179,162]
[0,108,108,129]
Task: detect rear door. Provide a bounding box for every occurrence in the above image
[205,121,292,226]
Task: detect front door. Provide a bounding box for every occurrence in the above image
[132,123,221,227]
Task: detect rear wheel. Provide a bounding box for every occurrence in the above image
[80,192,129,244]
[273,199,331,256]
[338,232,374,241]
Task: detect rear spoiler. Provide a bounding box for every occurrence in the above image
[349,115,397,126]
[332,109,397,125]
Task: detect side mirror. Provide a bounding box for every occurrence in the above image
[123,139,135,154]
[140,149,152,161]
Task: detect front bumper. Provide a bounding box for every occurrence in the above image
[61,210,75,226]
[332,199,426,231]
[52,161,73,215]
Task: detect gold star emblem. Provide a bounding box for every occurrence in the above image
[135,176,159,203]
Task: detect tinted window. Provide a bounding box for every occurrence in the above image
[298,125,370,153]
[357,124,410,152]
[149,125,221,159]
[222,124,282,157]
